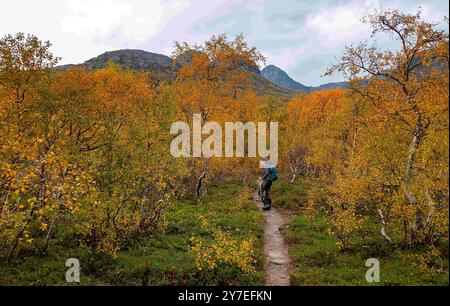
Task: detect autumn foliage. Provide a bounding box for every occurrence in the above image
[0,33,266,261]
[281,10,449,266]
[0,10,448,279]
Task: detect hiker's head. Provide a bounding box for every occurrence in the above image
[260,156,270,168]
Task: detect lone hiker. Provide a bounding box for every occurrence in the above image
[259,157,278,210]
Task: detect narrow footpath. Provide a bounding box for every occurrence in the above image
[254,193,291,286]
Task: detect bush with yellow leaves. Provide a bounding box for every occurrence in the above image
[190,230,257,275]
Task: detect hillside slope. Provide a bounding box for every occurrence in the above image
[261,65,309,91]
[56,49,299,99]
[261,64,347,92]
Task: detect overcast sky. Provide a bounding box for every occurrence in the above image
[1,0,448,85]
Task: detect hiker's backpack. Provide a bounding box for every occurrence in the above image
[268,167,279,181]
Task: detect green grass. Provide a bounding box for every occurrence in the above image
[3,174,447,286]
[286,214,449,285]
[270,175,309,212]
[0,179,264,285]
[273,176,449,286]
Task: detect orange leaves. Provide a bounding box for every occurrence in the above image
[288,89,347,125]
[283,88,351,174]
[173,34,263,120]
[305,9,450,249]
[95,65,152,112]
[55,64,154,122]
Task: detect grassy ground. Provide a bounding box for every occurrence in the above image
[271,175,449,286]
[3,175,447,286]
[0,179,264,285]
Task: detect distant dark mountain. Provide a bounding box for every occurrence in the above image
[56,49,295,99]
[261,65,309,91]
[63,49,180,73]
[56,51,345,96]
[261,64,346,92]
[311,82,347,91]
[251,73,296,99]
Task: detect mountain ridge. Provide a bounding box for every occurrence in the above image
[56,49,298,99]
[261,64,346,92]
[55,49,344,98]
[56,49,179,73]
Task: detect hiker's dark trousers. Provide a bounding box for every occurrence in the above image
[261,180,272,202]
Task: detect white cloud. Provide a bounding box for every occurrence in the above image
[306,0,380,46]
[62,0,189,43]
[0,0,447,85]
[265,44,312,69]
[62,0,132,35]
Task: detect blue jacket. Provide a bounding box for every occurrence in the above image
[262,166,277,182]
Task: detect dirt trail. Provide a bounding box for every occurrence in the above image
[254,193,291,286]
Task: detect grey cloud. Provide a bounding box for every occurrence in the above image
[3,0,446,86]
[110,0,450,85]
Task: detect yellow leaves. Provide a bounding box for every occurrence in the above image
[189,229,257,274]
[1,163,17,178]
[46,157,57,165]
[408,246,446,277]
[198,215,209,229]
[1,34,176,260]
[158,181,167,190]
[350,65,360,75]
[22,231,33,243]
[282,40,448,247]
[329,207,367,249]
[173,35,261,129]
[40,222,48,231]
